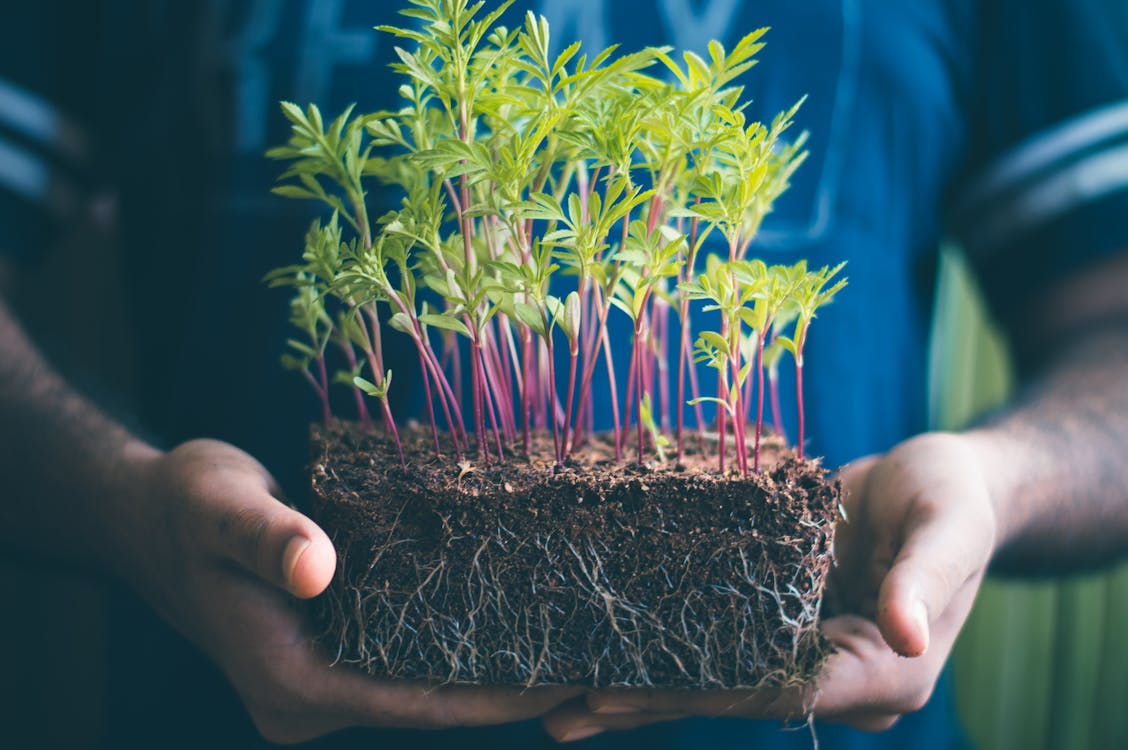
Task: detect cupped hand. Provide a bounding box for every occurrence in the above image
[119,439,580,744]
[543,431,998,741]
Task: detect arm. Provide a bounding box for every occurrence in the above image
[543,252,1128,741]
[972,253,1128,574]
[0,290,161,571]
[0,288,579,743]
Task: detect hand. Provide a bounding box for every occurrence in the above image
[117,439,580,744]
[543,431,998,741]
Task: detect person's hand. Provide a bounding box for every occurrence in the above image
[543,431,998,742]
[115,439,580,744]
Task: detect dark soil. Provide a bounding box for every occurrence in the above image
[308,422,841,690]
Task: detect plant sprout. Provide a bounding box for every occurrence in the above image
[774,261,847,459]
[266,0,846,474]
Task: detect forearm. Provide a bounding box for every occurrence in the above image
[0,296,161,574]
[966,320,1128,574]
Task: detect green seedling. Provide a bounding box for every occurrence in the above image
[266,0,846,473]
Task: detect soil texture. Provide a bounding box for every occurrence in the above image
[309,422,841,689]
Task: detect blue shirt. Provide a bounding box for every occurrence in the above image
[3,1,1127,748]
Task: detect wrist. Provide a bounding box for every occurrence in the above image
[95,436,166,586]
[959,427,1023,560]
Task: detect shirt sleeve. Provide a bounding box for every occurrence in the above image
[951,0,1128,334]
[0,3,96,267]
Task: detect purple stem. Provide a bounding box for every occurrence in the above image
[379,397,406,468]
[796,329,808,460]
[545,334,562,465]
[753,330,767,473]
[339,342,373,431]
[315,356,332,427]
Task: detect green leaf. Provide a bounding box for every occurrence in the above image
[738,361,754,387]
[419,313,471,338]
[280,101,306,126]
[739,306,766,331]
[280,353,308,372]
[774,335,798,356]
[353,376,386,399]
[688,396,734,417]
[514,302,545,336]
[563,291,582,342]
[272,185,320,201]
[698,330,730,356]
[389,312,415,335]
[608,296,635,321]
[286,339,318,358]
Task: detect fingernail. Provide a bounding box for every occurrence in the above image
[913,600,930,654]
[560,725,605,743]
[591,702,639,715]
[282,535,311,589]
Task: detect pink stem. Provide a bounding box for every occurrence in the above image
[717,366,727,474]
[656,300,671,431]
[635,333,645,461]
[729,325,748,476]
[600,312,623,461]
[575,282,599,446]
[315,356,332,427]
[571,285,614,454]
[356,342,400,442]
[769,366,788,445]
[302,368,331,427]
[796,328,808,460]
[646,194,664,235]
[417,349,443,455]
[754,330,767,473]
[796,361,806,460]
[470,341,488,461]
[340,342,373,431]
[379,397,406,468]
[522,330,533,455]
[496,314,518,433]
[418,332,467,445]
[480,325,515,440]
[561,348,579,455]
[386,300,464,452]
[623,333,638,444]
[478,346,505,458]
[446,332,463,415]
[545,335,562,465]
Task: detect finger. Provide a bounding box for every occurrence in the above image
[205,479,337,599]
[583,684,798,720]
[823,455,880,615]
[329,676,584,730]
[544,698,685,743]
[874,502,991,657]
[809,615,902,716]
[814,590,977,721]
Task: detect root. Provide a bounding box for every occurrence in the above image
[311,446,840,689]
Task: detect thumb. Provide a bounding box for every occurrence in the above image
[207,479,337,600]
[874,507,988,657]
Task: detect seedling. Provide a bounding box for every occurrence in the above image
[267,0,846,474]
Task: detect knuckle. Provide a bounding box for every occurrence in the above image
[218,504,273,560]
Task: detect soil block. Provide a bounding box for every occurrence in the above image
[309,422,841,690]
